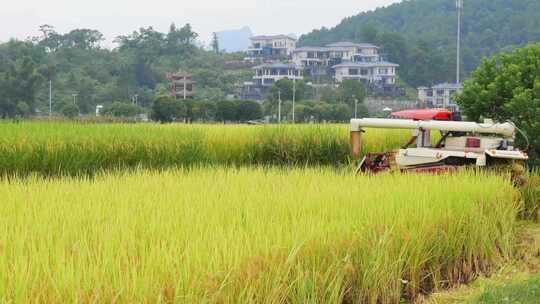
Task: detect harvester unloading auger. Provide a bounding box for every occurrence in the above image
[350,109,529,173]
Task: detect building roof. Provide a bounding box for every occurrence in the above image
[417,86,430,90]
[294,46,329,52]
[252,63,300,69]
[250,35,296,41]
[332,61,399,68]
[326,42,379,49]
[432,83,463,90]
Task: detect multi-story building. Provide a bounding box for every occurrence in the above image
[333,61,399,86]
[325,42,380,62]
[292,42,399,91]
[252,63,303,87]
[418,83,462,112]
[247,35,297,60]
[166,72,196,99]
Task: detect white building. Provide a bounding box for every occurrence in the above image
[292,42,399,88]
[252,63,303,87]
[293,42,382,67]
[247,35,297,59]
[418,83,463,112]
[325,42,380,62]
[333,61,398,85]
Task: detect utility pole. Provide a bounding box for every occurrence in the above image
[292,75,296,123]
[354,96,359,119]
[278,90,282,124]
[48,80,52,118]
[132,94,139,105]
[456,0,463,84]
[183,75,187,100]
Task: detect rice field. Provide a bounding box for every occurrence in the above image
[0,122,409,176]
[0,168,519,303]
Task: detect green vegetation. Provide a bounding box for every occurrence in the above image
[300,0,540,86]
[0,25,250,118]
[264,79,369,123]
[0,123,409,176]
[0,168,518,303]
[469,277,540,303]
[102,101,144,118]
[456,43,540,165]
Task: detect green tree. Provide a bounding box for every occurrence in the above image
[312,102,333,122]
[269,79,306,102]
[330,103,352,122]
[456,43,540,163]
[359,25,378,43]
[103,101,143,117]
[0,53,43,118]
[16,102,31,117]
[235,100,262,122]
[60,103,80,118]
[211,32,220,54]
[151,95,186,123]
[215,100,236,122]
[338,80,366,107]
[191,100,216,121]
[293,103,313,123]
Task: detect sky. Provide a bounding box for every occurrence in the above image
[0,0,401,46]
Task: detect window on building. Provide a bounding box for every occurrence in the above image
[436,98,444,104]
[349,69,359,75]
[360,69,369,76]
[436,90,445,96]
[426,90,433,97]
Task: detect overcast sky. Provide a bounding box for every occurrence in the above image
[0,0,401,46]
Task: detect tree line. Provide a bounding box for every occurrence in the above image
[0,24,247,119]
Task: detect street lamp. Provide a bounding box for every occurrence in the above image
[292,75,296,123]
[72,93,78,105]
[352,94,358,119]
[456,0,463,84]
[277,90,282,124]
[48,80,53,118]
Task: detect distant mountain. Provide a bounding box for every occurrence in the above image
[216,26,253,53]
[300,0,540,86]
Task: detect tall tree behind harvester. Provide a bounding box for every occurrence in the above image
[211,33,220,54]
[456,43,540,166]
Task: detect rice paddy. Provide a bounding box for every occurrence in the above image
[0,122,530,303]
[0,168,519,303]
[0,122,409,176]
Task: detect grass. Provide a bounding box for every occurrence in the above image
[469,276,540,303]
[0,168,519,303]
[425,222,540,304]
[0,122,409,176]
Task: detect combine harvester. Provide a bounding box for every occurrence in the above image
[350,109,529,173]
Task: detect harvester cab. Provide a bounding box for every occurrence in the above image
[351,109,528,173]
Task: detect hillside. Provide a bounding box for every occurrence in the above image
[300,0,540,86]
